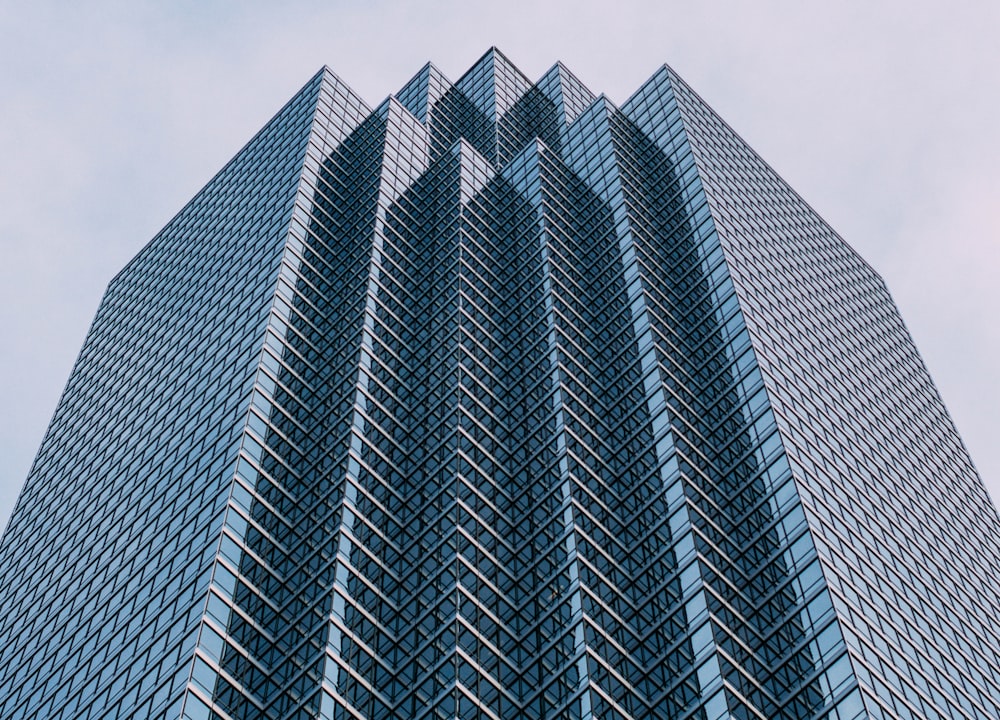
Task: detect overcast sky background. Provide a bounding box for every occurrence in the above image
[1,0,998,532]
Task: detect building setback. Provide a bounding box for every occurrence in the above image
[1,49,999,720]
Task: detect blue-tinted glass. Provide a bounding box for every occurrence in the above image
[1,49,999,720]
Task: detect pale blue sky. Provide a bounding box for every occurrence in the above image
[1,0,998,530]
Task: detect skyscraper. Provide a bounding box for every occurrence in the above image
[1,47,999,720]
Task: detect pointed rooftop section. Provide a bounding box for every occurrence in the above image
[394,62,452,124]
[536,62,597,126]
[308,66,375,158]
[455,47,533,120]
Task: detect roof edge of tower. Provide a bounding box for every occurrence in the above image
[315,65,372,112]
[549,60,598,98]
[107,67,334,290]
[649,61,885,284]
[454,46,531,90]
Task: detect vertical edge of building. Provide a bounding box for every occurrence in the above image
[617,68,864,719]
[660,65,1000,718]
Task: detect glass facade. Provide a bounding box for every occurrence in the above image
[1,49,998,720]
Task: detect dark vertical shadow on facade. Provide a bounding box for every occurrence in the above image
[212,110,389,720]
[608,106,824,718]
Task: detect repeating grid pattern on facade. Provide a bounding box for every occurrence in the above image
[1,48,999,720]
[646,68,1000,719]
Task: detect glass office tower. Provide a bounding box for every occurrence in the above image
[1,49,999,720]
